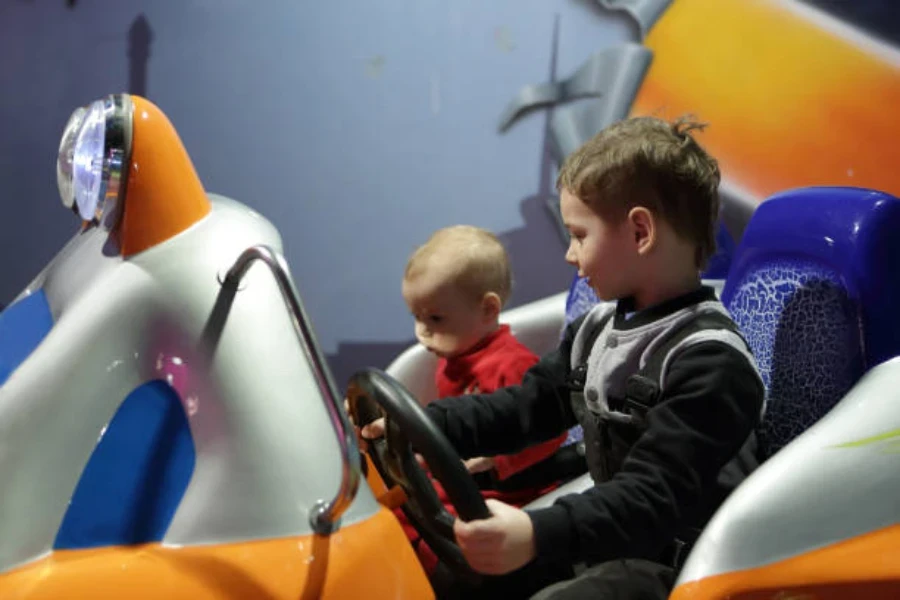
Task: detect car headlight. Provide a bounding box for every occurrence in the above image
[56,94,133,223]
[54,93,211,256]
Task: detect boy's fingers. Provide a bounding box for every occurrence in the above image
[458,537,500,555]
[360,417,386,439]
[453,518,475,541]
[454,517,499,542]
[455,519,507,574]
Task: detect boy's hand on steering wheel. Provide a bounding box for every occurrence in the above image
[344,401,428,468]
[344,399,386,451]
[453,499,536,575]
[361,417,386,441]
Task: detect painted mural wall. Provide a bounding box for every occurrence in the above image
[500,0,900,244]
[634,0,900,204]
[0,0,898,386]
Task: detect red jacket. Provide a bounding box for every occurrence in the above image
[435,325,567,481]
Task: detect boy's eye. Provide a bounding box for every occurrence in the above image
[428,315,443,324]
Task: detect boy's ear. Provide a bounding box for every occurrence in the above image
[481,292,502,321]
[627,206,656,256]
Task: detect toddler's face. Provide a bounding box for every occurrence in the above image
[402,275,491,358]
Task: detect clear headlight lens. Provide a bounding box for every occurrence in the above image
[56,95,132,223]
[72,100,107,221]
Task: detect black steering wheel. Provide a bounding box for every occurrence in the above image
[346,368,491,581]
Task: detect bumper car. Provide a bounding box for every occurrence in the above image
[0,94,432,599]
[2,94,900,599]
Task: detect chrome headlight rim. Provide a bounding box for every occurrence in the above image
[56,94,133,225]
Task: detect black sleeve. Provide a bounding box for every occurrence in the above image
[424,316,586,459]
[528,341,764,565]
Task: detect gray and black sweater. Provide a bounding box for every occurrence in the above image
[425,286,765,567]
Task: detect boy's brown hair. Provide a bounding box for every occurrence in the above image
[405,225,512,306]
[556,115,721,268]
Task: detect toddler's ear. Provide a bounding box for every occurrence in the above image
[481,292,502,321]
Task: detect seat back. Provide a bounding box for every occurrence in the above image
[721,187,900,456]
[564,274,601,326]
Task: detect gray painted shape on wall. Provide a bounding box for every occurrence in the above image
[497,43,651,135]
[596,0,673,38]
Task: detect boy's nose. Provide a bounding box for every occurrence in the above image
[564,246,577,266]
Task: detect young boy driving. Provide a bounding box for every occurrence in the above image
[364,116,764,599]
[397,225,567,572]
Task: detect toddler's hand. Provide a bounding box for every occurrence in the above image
[463,456,495,474]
